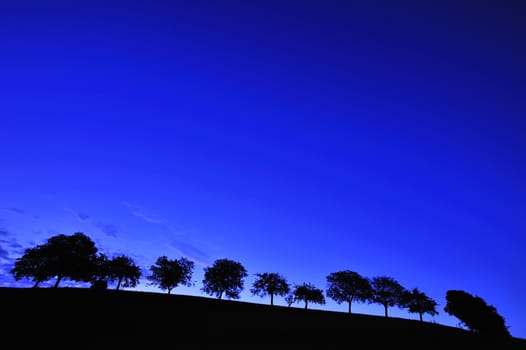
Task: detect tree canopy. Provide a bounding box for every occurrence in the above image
[201,258,248,300]
[250,272,290,306]
[147,256,195,294]
[370,275,406,317]
[105,254,142,290]
[10,232,99,288]
[292,282,326,310]
[444,290,510,338]
[326,270,372,314]
[401,288,439,322]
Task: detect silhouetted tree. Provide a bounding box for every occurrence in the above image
[326,270,372,314]
[10,232,99,288]
[10,246,52,288]
[444,290,510,338]
[89,253,110,289]
[370,275,406,317]
[201,258,248,300]
[105,254,141,290]
[292,282,326,310]
[250,272,290,306]
[147,256,195,294]
[401,287,439,321]
[285,292,295,307]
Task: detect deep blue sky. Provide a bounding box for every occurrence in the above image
[1,0,525,338]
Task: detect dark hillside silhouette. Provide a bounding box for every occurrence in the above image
[2,287,525,347]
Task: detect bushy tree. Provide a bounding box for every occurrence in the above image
[370,275,406,317]
[250,272,290,306]
[202,258,248,300]
[401,287,439,322]
[326,270,372,314]
[89,253,111,289]
[147,256,195,294]
[10,246,52,288]
[292,282,326,310]
[106,254,141,290]
[444,290,510,338]
[10,232,99,288]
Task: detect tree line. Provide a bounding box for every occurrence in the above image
[9,231,511,338]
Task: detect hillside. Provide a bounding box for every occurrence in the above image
[2,287,525,347]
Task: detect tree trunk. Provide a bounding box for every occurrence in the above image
[116,278,122,290]
[384,305,389,317]
[53,275,62,288]
[304,301,308,310]
[270,294,274,306]
[419,313,423,322]
[348,302,352,314]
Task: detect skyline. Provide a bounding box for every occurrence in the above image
[1,0,525,339]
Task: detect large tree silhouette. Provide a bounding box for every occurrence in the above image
[291,282,326,310]
[250,272,290,306]
[10,245,52,288]
[10,232,99,288]
[326,270,372,314]
[401,287,439,322]
[201,258,248,300]
[147,256,195,294]
[444,290,510,338]
[370,275,406,317]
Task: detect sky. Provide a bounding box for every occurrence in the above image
[1,0,525,339]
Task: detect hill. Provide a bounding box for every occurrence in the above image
[2,287,525,347]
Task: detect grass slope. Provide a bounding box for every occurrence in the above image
[2,287,525,347]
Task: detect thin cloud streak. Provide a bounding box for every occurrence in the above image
[6,208,24,215]
[95,223,119,237]
[64,208,91,223]
[132,211,164,224]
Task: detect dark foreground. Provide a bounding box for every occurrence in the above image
[2,287,525,348]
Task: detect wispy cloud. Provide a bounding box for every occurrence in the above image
[123,201,213,267]
[96,223,119,237]
[131,211,165,224]
[168,240,210,267]
[0,245,9,260]
[64,208,91,223]
[0,228,9,236]
[6,208,24,215]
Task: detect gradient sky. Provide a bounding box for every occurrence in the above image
[1,0,525,339]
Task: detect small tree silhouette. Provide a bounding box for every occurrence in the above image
[285,292,295,307]
[292,282,326,310]
[370,275,406,317]
[250,272,290,306]
[401,287,439,321]
[201,258,248,300]
[326,270,372,314]
[147,256,195,294]
[106,254,142,290]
